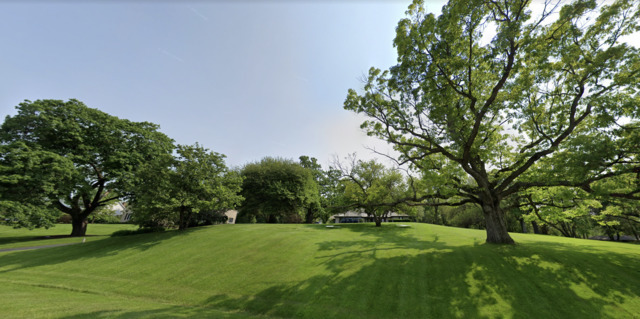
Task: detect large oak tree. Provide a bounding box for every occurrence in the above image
[0,99,173,236]
[345,0,640,243]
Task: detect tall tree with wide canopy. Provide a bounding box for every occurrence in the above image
[0,99,174,236]
[345,0,640,243]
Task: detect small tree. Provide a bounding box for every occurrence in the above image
[298,156,346,223]
[336,156,411,227]
[131,143,243,230]
[299,156,326,223]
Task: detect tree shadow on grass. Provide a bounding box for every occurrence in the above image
[58,305,267,319]
[200,228,640,319]
[6,224,640,318]
[0,234,66,246]
[0,228,198,274]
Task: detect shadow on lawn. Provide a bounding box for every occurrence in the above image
[59,306,260,319]
[10,224,640,319]
[0,235,61,246]
[199,226,640,319]
[0,228,196,273]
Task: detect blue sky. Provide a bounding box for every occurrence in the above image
[1,0,449,168]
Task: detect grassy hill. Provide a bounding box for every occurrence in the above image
[0,224,137,250]
[0,223,639,318]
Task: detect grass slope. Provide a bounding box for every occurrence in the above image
[0,224,137,250]
[0,223,639,318]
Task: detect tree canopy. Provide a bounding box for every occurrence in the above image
[131,143,243,230]
[239,157,320,223]
[0,141,74,229]
[335,157,412,227]
[0,99,174,236]
[345,0,640,243]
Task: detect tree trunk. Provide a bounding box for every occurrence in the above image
[531,220,540,234]
[305,208,314,224]
[178,206,190,230]
[374,216,382,227]
[482,200,515,244]
[70,215,88,237]
[519,218,527,233]
[540,224,549,235]
[433,206,440,224]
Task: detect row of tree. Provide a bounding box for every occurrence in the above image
[2,0,640,244]
[1,98,638,242]
[239,154,640,241]
[0,99,415,236]
[235,155,414,227]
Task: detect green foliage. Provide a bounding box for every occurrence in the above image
[131,143,243,230]
[89,209,122,224]
[239,157,320,223]
[445,205,486,229]
[299,156,346,223]
[590,199,640,240]
[0,100,173,236]
[344,0,640,243]
[0,141,73,229]
[85,199,126,224]
[520,187,600,238]
[298,156,327,223]
[336,157,411,226]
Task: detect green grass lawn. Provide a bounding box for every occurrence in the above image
[0,223,639,318]
[0,223,137,250]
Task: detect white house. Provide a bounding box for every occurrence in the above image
[108,202,132,223]
[224,210,238,224]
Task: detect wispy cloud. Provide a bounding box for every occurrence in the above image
[188,6,208,21]
[158,48,184,63]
